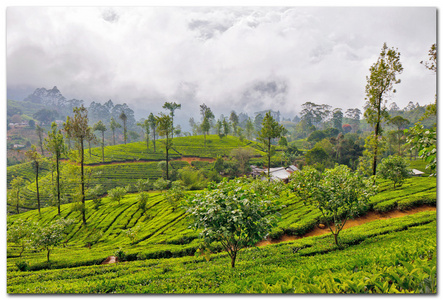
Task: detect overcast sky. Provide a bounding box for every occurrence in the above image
[6,6,437,121]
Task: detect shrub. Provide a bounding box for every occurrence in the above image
[114,248,126,262]
[377,155,411,189]
[15,260,29,271]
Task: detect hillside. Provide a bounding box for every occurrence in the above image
[7,135,270,213]
[6,175,437,293]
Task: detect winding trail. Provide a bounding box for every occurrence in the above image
[256,205,436,247]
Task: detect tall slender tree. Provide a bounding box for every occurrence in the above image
[364,43,403,176]
[162,102,181,139]
[64,105,95,225]
[155,113,173,181]
[35,125,45,155]
[245,118,254,140]
[45,122,66,215]
[137,119,151,150]
[93,120,107,163]
[119,111,128,144]
[229,111,239,136]
[200,103,214,146]
[109,117,121,145]
[148,113,157,152]
[25,145,42,214]
[258,111,285,181]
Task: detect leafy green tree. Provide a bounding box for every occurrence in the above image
[388,116,409,155]
[134,178,150,192]
[87,184,103,210]
[215,119,223,138]
[403,43,437,177]
[185,178,283,268]
[137,119,150,150]
[156,113,173,180]
[230,147,254,175]
[258,111,285,180]
[108,186,129,204]
[364,43,403,176]
[24,145,43,214]
[162,102,181,139]
[358,135,387,178]
[229,111,239,136]
[405,123,436,176]
[109,117,121,145]
[154,177,170,192]
[165,181,186,211]
[9,176,25,214]
[93,120,107,163]
[420,43,436,72]
[332,108,343,130]
[63,105,96,225]
[33,108,58,126]
[222,118,230,137]
[45,122,66,215]
[377,155,411,188]
[137,192,149,214]
[119,110,128,144]
[290,165,375,247]
[148,113,157,152]
[304,145,331,172]
[32,218,74,262]
[200,104,214,146]
[245,117,254,140]
[128,130,140,142]
[7,221,35,257]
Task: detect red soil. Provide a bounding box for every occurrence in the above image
[256,205,436,247]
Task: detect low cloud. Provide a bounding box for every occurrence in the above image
[7,7,436,121]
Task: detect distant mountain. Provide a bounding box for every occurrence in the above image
[24,86,67,106]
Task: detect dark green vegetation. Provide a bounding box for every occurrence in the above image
[7,172,436,293]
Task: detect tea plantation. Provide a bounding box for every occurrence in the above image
[6,171,437,293]
[7,135,270,212]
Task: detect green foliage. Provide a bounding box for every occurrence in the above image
[32,218,75,262]
[178,166,207,190]
[304,145,331,171]
[137,192,149,213]
[405,123,436,176]
[7,221,35,257]
[377,156,411,188]
[6,211,436,293]
[258,112,285,179]
[15,260,30,272]
[290,165,376,246]
[364,43,403,176]
[108,186,129,204]
[154,177,170,192]
[114,248,127,262]
[165,181,186,211]
[185,178,283,267]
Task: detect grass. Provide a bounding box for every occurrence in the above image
[7,211,436,293]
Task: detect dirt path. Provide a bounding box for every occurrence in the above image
[256,205,436,247]
[173,157,215,163]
